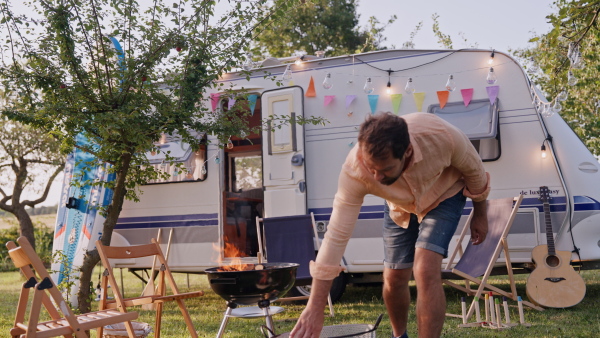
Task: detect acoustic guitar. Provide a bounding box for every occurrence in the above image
[526,186,586,308]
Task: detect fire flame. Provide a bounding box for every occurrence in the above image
[214,237,255,271]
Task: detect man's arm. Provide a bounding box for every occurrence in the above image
[470,200,488,245]
[289,278,334,338]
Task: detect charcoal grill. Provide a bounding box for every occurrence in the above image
[205,262,299,337]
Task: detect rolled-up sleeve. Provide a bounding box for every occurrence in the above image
[310,168,367,280]
[448,126,491,202]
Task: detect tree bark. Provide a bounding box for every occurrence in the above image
[77,150,133,313]
[15,206,36,250]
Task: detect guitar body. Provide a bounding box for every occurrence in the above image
[526,244,586,308]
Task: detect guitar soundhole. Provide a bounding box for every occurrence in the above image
[546,255,560,267]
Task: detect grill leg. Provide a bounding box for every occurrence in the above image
[216,302,236,338]
[258,300,275,337]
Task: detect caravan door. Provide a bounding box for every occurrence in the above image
[261,87,307,217]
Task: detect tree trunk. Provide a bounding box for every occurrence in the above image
[15,206,36,250]
[77,151,133,313]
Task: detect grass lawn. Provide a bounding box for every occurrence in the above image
[1,267,599,337]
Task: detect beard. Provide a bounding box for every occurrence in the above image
[380,174,401,186]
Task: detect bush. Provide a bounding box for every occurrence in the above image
[0,225,54,272]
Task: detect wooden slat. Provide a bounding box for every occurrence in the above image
[7,247,31,268]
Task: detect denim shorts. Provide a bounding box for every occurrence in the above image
[383,191,466,269]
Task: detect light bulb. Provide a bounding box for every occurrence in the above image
[282,65,293,83]
[239,130,247,138]
[363,77,374,94]
[488,50,495,65]
[571,51,584,69]
[486,67,497,85]
[201,166,207,175]
[386,81,392,94]
[227,139,234,149]
[322,73,333,90]
[541,144,547,159]
[557,90,568,102]
[242,53,253,71]
[405,78,415,94]
[542,104,554,118]
[552,100,562,113]
[295,56,303,66]
[159,133,167,144]
[567,71,578,86]
[445,75,456,92]
[215,156,221,164]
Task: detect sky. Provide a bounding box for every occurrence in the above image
[18,0,556,206]
[356,0,555,53]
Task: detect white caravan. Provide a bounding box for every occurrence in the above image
[113,49,600,300]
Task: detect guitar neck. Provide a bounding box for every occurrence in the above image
[542,200,556,256]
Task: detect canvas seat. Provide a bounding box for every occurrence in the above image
[442,195,543,322]
[6,237,139,338]
[96,239,204,338]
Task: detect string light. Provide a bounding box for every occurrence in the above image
[363,77,374,94]
[445,75,456,92]
[541,143,547,159]
[488,49,495,65]
[282,64,293,84]
[567,71,578,86]
[486,67,497,84]
[405,78,415,93]
[322,73,333,90]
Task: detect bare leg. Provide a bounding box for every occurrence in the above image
[413,248,445,338]
[383,267,413,337]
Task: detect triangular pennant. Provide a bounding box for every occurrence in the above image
[305,76,316,97]
[461,88,474,107]
[248,94,258,116]
[368,95,379,114]
[228,97,236,109]
[437,91,449,109]
[390,94,403,114]
[345,95,357,109]
[413,92,425,112]
[486,85,500,104]
[324,95,335,106]
[210,93,221,112]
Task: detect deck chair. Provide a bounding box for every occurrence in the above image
[256,213,335,316]
[6,237,138,338]
[96,239,204,338]
[442,195,543,322]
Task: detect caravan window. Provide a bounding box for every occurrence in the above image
[427,99,500,161]
[145,133,208,184]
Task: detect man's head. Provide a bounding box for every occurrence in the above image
[358,113,411,185]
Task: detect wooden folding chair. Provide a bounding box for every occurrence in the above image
[96,238,204,338]
[256,213,335,316]
[442,195,543,322]
[6,237,138,338]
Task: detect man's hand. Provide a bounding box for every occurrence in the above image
[290,278,333,337]
[470,200,488,245]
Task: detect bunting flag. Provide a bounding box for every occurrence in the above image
[228,97,236,109]
[486,86,500,104]
[461,88,473,107]
[391,94,402,114]
[210,93,221,112]
[437,91,449,109]
[345,95,357,109]
[368,95,379,114]
[248,94,258,116]
[305,76,316,97]
[413,92,425,112]
[324,95,335,106]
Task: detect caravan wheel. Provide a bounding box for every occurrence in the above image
[288,273,347,303]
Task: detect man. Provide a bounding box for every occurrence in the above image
[290,112,490,338]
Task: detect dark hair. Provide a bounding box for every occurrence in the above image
[358,112,410,160]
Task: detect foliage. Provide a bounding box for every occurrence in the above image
[251,0,396,58]
[513,0,600,156]
[0,119,64,249]
[0,224,53,272]
[0,0,324,312]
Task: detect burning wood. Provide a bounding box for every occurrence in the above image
[214,237,264,271]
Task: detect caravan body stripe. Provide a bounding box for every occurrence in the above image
[116,213,219,229]
[309,196,598,221]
